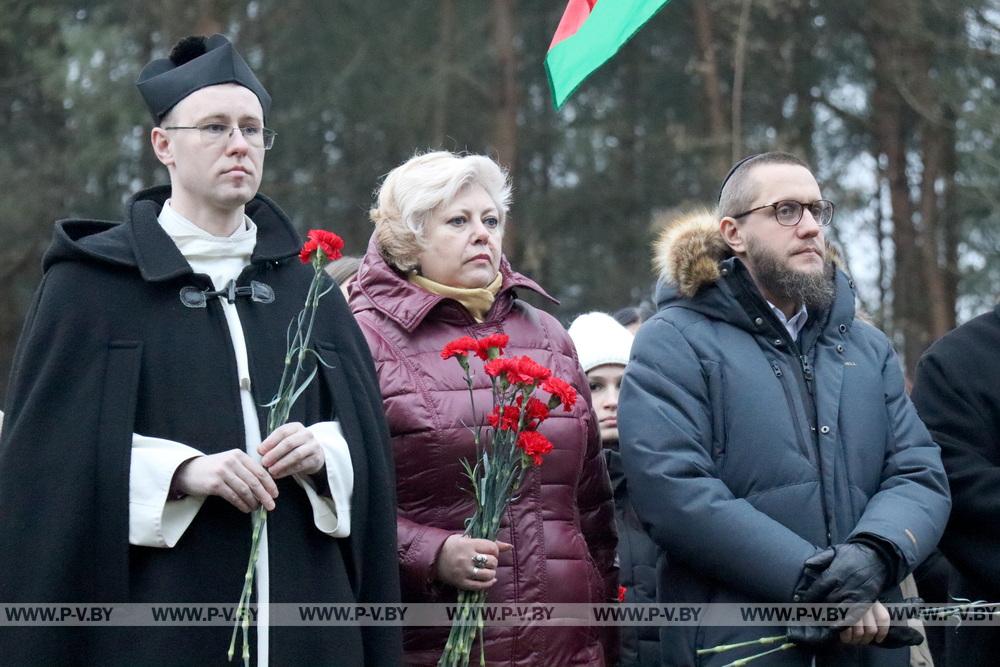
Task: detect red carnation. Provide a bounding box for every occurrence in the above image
[618,585,627,603]
[518,396,550,429]
[299,229,344,264]
[487,404,521,431]
[441,336,480,361]
[541,376,578,412]
[475,333,510,360]
[516,430,553,466]
[484,357,512,379]
[504,356,552,387]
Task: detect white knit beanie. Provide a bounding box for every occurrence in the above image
[568,312,634,373]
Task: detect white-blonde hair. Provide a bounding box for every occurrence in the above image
[370,151,512,271]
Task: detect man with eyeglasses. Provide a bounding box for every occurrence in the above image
[0,35,400,665]
[619,152,949,666]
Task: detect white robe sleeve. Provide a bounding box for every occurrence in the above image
[129,434,207,548]
[294,421,354,537]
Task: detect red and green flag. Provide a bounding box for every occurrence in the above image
[545,0,672,109]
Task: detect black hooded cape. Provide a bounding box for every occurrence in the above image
[0,186,401,666]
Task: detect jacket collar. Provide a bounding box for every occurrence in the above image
[656,255,856,344]
[352,233,557,333]
[652,210,858,340]
[127,185,301,282]
[727,257,856,341]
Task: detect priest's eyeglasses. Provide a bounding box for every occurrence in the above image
[732,199,835,227]
[163,123,277,150]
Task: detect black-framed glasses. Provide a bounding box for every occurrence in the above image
[163,123,277,150]
[732,199,835,227]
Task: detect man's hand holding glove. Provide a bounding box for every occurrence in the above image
[787,607,925,648]
[788,543,923,649]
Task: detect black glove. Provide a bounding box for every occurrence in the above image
[786,623,837,646]
[798,543,889,605]
[787,548,840,646]
[786,622,924,649]
[784,548,849,647]
[793,548,836,602]
[875,624,925,649]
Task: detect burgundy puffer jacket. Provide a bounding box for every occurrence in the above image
[349,239,618,666]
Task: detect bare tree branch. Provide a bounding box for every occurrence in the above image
[809,92,873,134]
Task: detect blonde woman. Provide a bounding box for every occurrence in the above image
[350,152,618,665]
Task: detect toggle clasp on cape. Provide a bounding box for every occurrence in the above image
[179,279,275,308]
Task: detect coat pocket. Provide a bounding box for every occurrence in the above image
[97,340,143,601]
[767,357,818,469]
[702,360,728,469]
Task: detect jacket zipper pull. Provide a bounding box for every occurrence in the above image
[799,355,814,381]
[770,362,783,378]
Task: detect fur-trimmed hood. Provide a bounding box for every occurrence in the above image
[650,208,858,333]
[653,209,732,299]
[652,208,848,299]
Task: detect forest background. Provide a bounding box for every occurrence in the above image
[1,0,998,398]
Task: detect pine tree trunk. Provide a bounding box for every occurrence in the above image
[491,0,520,262]
[692,0,728,176]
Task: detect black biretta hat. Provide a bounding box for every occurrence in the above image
[136,34,271,123]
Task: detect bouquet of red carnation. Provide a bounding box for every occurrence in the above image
[228,229,343,665]
[437,334,577,667]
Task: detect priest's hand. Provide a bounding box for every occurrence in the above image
[435,535,513,591]
[258,422,325,479]
[172,451,278,513]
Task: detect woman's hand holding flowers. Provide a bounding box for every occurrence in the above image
[436,535,513,591]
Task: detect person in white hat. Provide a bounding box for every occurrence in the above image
[569,312,660,666]
[569,312,634,448]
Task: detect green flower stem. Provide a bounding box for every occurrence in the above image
[438,365,547,666]
[720,642,795,667]
[697,634,788,656]
[268,268,323,433]
[439,589,487,667]
[229,506,267,665]
[229,259,330,663]
[438,429,517,667]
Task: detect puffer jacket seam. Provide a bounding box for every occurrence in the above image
[357,313,452,593]
[744,479,819,500]
[359,311,446,435]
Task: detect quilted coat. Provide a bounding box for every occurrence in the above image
[349,237,618,666]
[618,212,950,667]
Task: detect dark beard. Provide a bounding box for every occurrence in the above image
[745,237,835,311]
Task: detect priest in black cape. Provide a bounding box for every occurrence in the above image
[0,35,401,666]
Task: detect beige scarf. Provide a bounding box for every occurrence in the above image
[409,272,503,323]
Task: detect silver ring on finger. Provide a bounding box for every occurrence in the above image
[472,566,480,579]
[472,554,488,568]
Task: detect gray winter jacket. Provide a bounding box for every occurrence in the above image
[618,212,950,666]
